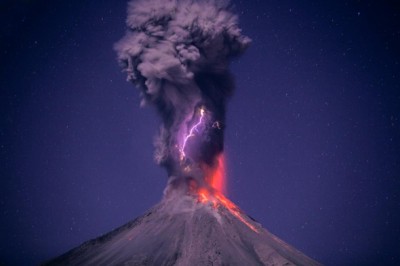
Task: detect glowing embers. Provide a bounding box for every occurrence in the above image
[195,187,259,233]
[179,107,205,161]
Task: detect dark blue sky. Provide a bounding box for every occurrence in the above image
[1,0,399,265]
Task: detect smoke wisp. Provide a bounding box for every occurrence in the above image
[115,0,250,191]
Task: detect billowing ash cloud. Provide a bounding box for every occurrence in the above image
[115,0,250,187]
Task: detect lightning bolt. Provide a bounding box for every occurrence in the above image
[180,107,205,160]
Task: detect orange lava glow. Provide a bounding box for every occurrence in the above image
[195,153,258,233]
[214,193,259,233]
[197,188,218,208]
[196,189,259,233]
[197,154,259,233]
[204,153,227,195]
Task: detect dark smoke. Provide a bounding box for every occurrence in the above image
[115,0,250,187]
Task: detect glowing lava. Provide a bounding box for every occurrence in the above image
[197,154,259,234]
[196,187,259,233]
[178,107,256,233]
[215,193,259,233]
[205,153,226,195]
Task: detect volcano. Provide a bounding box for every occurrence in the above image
[44,0,322,264]
[44,180,321,266]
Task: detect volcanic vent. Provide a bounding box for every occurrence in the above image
[44,0,321,265]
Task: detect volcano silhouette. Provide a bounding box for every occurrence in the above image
[44,186,321,266]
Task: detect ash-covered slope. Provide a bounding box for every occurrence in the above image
[44,192,321,266]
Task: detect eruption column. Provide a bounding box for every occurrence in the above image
[115,0,250,193]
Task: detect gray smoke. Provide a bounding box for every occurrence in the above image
[115,0,250,186]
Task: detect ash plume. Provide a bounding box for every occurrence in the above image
[42,3,322,265]
[114,0,250,189]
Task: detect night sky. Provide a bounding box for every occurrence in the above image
[1,0,399,265]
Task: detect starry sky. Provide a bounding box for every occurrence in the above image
[1,0,399,265]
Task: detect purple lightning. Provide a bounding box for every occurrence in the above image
[180,107,205,160]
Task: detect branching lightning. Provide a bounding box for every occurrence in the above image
[180,107,205,160]
[178,108,256,231]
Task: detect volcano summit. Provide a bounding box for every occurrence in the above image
[44,0,321,265]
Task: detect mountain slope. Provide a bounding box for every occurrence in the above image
[44,194,321,266]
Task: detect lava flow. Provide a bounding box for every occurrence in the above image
[198,154,259,233]
[177,106,257,233]
[196,187,259,233]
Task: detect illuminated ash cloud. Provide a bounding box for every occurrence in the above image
[42,4,322,265]
[115,0,250,186]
